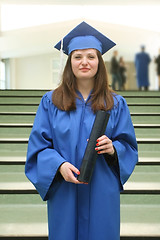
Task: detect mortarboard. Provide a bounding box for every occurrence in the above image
[54,21,116,55]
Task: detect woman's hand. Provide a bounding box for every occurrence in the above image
[95,135,115,155]
[59,162,86,184]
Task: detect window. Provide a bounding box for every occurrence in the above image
[51,56,67,89]
[0,61,6,89]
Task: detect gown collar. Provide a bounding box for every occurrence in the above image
[76,89,93,105]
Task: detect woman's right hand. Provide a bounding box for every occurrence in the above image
[59,162,84,184]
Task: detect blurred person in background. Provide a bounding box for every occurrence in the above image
[154,48,160,90]
[110,50,122,90]
[119,57,127,90]
[135,45,151,91]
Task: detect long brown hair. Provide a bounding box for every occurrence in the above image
[52,50,114,112]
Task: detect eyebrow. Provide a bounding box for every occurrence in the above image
[73,52,97,55]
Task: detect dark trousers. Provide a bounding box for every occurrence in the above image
[112,73,122,90]
[139,86,148,91]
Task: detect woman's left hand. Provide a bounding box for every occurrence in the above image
[95,135,115,156]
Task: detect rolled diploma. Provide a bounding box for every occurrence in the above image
[77,110,110,183]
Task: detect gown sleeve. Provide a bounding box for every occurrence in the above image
[111,96,138,186]
[25,93,66,201]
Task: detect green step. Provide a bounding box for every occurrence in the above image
[0,97,41,104]
[1,96,160,104]
[129,105,160,113]
[0,113,160,124]
[0,104,160,113]
[0,90,48,96]
[138,141,160,158]
[134,127,160,138]
[0,143,27,157]
[1,164,154,176]
[0,193,44,205]
[0,165,159,193]
[0,125,160,138]
[0,89,159,239]
[131,114,160,124]
[125,97,160,104]
[0,203,47,226]
[119,91,160,97]
[0,114,35,124]
[0,126,32,138]
[1,156,159,165]
[0,105,38,112]
[124,168,160,192]
[123,196,158,237]
[0,141,160,158]
[128,165,160,183]
[1,90,160,97]
[0,193,159,205]
[121,194,160,224]
[0,194,159,237]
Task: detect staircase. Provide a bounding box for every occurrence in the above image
[0,90,160,239]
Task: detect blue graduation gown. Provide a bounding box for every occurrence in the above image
[135,52,151,87]
[25,91,138,240]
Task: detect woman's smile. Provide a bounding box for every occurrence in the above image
[80,67,90,72]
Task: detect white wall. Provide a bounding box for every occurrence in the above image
[5,20,160,90]
[9,52,158,90]
[13,54,54,89]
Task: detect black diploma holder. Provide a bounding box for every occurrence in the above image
[77,110,110,183]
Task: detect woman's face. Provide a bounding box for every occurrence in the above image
[71,48,99,81]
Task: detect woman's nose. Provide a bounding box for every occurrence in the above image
[81,57,88,65]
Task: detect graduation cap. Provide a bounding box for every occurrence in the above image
[54,21,116,55]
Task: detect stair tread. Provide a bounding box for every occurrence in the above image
[0,90,160,96]
[1,111,160,115]
[0,156,26,162]
[0,223,160,237]
[1,123,160,127]
[139,157,160,162]
[0,156,160,163]
[124,182,160,190]
[121,223,160,237]
[0,204,159,237]
[0,138,28,141]
[0,90,160,238]
[0,123,33,127]
[0,180,159,191]
[1,137,160,142]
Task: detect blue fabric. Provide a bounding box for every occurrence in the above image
[68,36,102,55]
[135,52,151,87]
[25,91,138,240]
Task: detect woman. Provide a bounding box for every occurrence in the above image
[25,22,138,240]
[119,57,127,90]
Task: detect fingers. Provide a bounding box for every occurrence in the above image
[95,135,114,155]
[59,162,85,184]
[67,162,80,175]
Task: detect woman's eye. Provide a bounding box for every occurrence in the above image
[88,55,95,59]
[74,56,81,59]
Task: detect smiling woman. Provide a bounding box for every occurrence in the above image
[25,21,138,240]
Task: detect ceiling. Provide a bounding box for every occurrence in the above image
[0,0,160,60]
[1,0,160,5]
